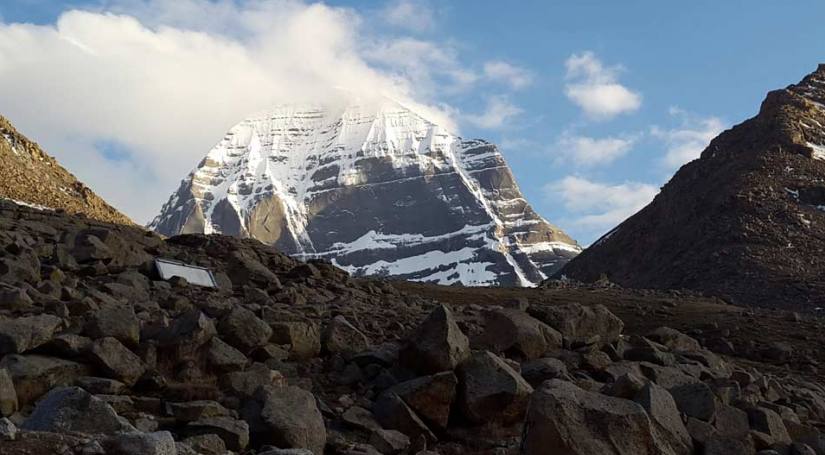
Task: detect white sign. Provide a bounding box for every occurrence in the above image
[155,259,217,288]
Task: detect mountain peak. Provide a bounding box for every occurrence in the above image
[556,65,825,307]
[151,100,579,286]
[0,115,132,225]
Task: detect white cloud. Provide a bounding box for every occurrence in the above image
[557,133,636,167]
[483,60,533,89]
[380,0,435,32]
[0,1,467,224]
[652,109,725,169]
[564,51,641,119]
[464,95,523,129]
[545,176,658,230]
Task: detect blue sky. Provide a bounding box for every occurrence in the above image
[1,1,824,244]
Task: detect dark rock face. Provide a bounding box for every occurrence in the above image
[557,65,825,308]
[149,99,580,286]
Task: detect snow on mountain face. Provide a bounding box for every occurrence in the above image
[149,97,580,286]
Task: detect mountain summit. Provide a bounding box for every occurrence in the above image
[558,65,825,306]
[150,97,579,286]
[0,115,132,225]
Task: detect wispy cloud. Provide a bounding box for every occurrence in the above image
[564,51,641,120]
[545,176,658,232]
[652,107,725,169]
[380,0,436,32]
[483,60,533,90]
[464,95,523,129]
[556,133,637,167]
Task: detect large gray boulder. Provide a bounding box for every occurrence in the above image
[322,315,370,356]
[528,303,623,347]
[0,354,89,405]
[481,309,562,360]
[270,321,321,360]
[456,351,533,425]
[218,307,273,352]
[88,337,146,386]
[400,305,469,375]
[0,368,18,416]
[0,314,62,354]
[242,386,326,454]
[634,383,692,455]
[84,306,140,346]
[103,431,177,455]
[22,386,134,434]
[521,379,659,455]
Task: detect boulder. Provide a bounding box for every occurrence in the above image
[647,327,701,352]
[0,368,18,416]
[322,315,370,355]
[102,431,177,455]
[21,386,134,434]
[528,303,623,347]
[0,314,62,354]
[634,382,692,455]
[206,337,248,372]
[748,407,791,445]
[219,307,273,352]
[342,405,381,432]
[669,382,717,422]
[168,400,231,422]
[88,337,145,386]
[270,321,321,360]
[521,379,659,455]
[481,309,562,360]
[0,354,89,405]
[185,416,250,451]
[521,357,569,387]
[157,310,217,348]
[221,363,285,398]
[456,351,533,425]
[243,386,326,454]
[369,429,410,454]
[180,434,226,455]
[84,305,140,346]
[373,392,436,442]
[384,372,457,430]
[399,305,469,375]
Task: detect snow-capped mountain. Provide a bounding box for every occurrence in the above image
[149,96,580,286]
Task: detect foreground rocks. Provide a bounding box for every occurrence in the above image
[0,200,824,454]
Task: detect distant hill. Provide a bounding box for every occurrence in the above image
[0,115,132,225]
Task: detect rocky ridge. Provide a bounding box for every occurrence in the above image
[0,115,133,226]
[557,65,825,308]
[1,199,825,454]
[149,97,579,287]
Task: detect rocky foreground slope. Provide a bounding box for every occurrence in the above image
[0,115,133,225]
[2,200,825,454]
[558,65,825,308]
[149,98,579,286]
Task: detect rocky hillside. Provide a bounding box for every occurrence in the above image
[149,97,579,287]
[0,115,132,225]
[557,65,825,308]
[2,199,825,454]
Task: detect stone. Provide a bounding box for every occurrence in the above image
[481,309,562,360]
[669,382,717,422]
[322,315,370,355]
[528,303,623,347]
[748,407,791,445]
[243,385,326,454]
[180,434,227,455]
[21,386,134,434]
[384,372,457,430]
[373,392,436,442]
[219,307,273,352]
[634,382,692,455]
[647,327,701,352]
[0,354,89,405]
[186,416,250,451]
[703,435,754,454]
[168,400,230,422]
[714,404,750,437]
[342,405,381,432]
[0,314,62,354]
[221,363,285,398]
[84,306,140,346]
[75,376,126,395]
[522,379,659,455]
[102,431,177,455]
[0,417,17,441]
[206,337,248,372]
[270,321,321,360]
[602,372,647,399]
[88,337,145,386]
[399,305,469,375]
[456,351,533,425]
[157,310,217,348]
[686,417,716,448]
[0,368,18,416]
[520,357,569,387]
[369,429,410,454]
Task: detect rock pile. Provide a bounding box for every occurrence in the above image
[0,199,825,454]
